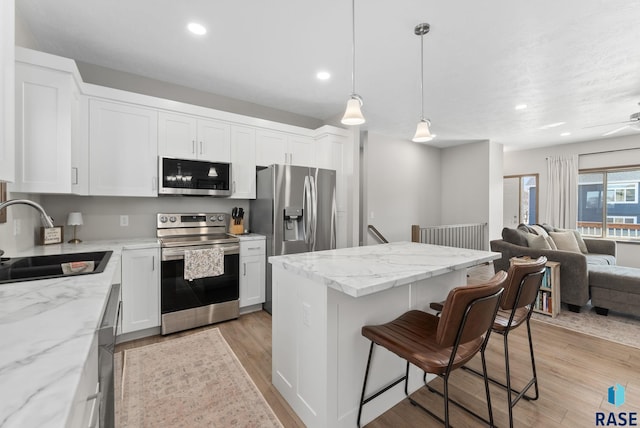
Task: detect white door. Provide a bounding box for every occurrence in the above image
[13,64,72,193]
[256,130,287,166]
[158,112,197,159]
[197,119,231,162]
[89,99,158,196]
[121,247,160,333]
[288,135,314,167]
[230,125,256,199]
[503,177,520,228]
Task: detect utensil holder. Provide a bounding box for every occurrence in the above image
[230,220,244,235]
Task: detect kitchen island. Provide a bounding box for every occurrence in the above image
[269,241,500,428]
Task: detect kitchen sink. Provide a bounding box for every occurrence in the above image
[0,251,113,284]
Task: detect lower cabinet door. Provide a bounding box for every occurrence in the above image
[121,247,160,333]
[239,255,266,307]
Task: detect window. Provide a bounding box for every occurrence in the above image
[578,167,640,240]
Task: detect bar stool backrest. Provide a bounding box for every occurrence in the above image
[501,256,547,311]
[437,271,508,347]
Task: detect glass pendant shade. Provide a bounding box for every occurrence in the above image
[412,119,434,143]
[341,96,366,125]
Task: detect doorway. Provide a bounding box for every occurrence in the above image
[503,174,538,228]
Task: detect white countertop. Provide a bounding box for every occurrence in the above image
[268,241,501,298]
[233,233,266,241]
[0,239,158,428]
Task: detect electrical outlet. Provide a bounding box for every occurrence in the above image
[120,215,129,227]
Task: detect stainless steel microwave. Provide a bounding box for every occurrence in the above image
[158,157,232,196]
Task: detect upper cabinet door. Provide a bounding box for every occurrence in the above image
[89,99,158,197]
[288,135,314,167]
[230,125,256,199]
[197,119,231,162]
[158,112,197,159]
[12,63,73,193]
[0,0,14,183]
[255,130,288,166]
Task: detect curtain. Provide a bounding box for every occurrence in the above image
[545,155,578,229]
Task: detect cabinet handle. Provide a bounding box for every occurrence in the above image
[289,153,293,164]
[243,262,246,276]
[248,246,261,250]
[152,177,157,191]
[192,140,196,154]
[200,141,203,155]
[152,256,155,271]
[71,167,78,185]
[233,181,236,193]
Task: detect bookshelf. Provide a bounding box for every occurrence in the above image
[509,258,560,318]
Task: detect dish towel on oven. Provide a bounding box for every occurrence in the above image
[183,248,224,281]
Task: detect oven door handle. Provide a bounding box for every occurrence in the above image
[161,244,240,261]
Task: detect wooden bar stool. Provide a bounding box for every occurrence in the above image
[357,271,508,427]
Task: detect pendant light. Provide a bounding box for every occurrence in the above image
[412,22,434,142]
[341,0,365,125]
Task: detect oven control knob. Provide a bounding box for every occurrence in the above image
[217,215,224,222]
[159,216,168,223]
[169,216,177,223]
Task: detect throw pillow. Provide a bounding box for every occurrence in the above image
[525,233,551,250]
[554,228,588,254]
[549,231,582,253]
[502,227,529,247]
[530,224,549,238]
[545,235,558,250]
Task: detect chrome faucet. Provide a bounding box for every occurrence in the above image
[0,199,55,228]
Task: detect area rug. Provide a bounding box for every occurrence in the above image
[115,328,283,427]
[532,303,640,349]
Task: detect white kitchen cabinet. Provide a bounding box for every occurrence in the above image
[12,58,79,193]
[158,111,231,162]
[239,237,266,308]
[121,246,160,333]
[89,99,158,196]
[0,0,14,182]
[230,125,256,199]
[255,129,314,167]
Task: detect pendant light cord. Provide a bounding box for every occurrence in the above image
[420,31,424,120]
[351,0,356,95]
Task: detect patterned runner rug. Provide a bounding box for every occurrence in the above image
[115,328,283,427]
[532,303,640,349]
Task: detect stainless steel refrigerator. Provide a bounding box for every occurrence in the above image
[250,164,337,313]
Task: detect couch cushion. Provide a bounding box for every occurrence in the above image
[502,227,529,247]
[549,231,582,253]
[554,228,588,254]
[586,254,617,266]
[525,233,551,250]
[589,265,640,293]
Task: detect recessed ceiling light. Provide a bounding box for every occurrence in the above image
[515,104,528,110]
[539,122,566,130]
[560,132,571,137]
[316,71,331,80]
[187,22,207,36]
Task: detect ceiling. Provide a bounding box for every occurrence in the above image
[15,0,640,150]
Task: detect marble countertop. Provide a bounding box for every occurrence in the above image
[268,241,501,298]
[0,239,159,428]
[233,233,266,242]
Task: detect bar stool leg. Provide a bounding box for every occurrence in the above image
[357,342,375,428]
[524,318,540,401]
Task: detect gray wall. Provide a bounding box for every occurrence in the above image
[363,132,442,244]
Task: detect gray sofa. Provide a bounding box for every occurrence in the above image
[490,225,616,312]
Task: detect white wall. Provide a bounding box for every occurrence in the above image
[504,133,640,267]
[363,132,441,244]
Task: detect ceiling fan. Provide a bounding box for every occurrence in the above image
[584,103,640,137]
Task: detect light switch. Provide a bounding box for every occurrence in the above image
[120,215,129,227]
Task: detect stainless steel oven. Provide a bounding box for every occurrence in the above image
[157,213,240,335]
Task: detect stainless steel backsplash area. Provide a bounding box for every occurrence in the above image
[0,193,249,254]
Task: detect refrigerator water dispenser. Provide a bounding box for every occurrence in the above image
[283,207,303,241]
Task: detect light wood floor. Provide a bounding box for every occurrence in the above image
[117,265,640,427]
